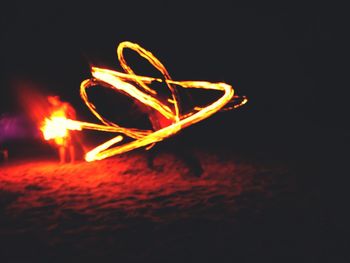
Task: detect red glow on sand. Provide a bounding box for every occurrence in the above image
[0,154,258,221]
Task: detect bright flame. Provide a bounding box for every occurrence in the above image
[41,41,247,161]
[41,117,82,144]
[41,117,69,140]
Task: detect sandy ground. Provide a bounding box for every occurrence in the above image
[0,149,322,262]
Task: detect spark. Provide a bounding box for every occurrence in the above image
[41,41,247,161]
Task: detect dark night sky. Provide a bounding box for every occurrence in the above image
[1,3,349,149]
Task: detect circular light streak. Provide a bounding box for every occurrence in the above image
[41,41,248,162]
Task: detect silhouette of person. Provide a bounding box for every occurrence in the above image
[132,100,203,177]
[47,95,78,164]
[0,146,8,162]
[0,113,9,162]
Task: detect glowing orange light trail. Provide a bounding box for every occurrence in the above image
[41,41,247,162]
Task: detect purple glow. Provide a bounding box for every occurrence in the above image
[0,114,38,143]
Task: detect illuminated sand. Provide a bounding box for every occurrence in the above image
[0,152,298,262]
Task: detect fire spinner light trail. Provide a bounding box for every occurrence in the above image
[41,41,248,162]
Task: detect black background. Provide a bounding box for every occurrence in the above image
[1,3,349,139]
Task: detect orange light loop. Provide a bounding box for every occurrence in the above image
[41,41,248,162]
